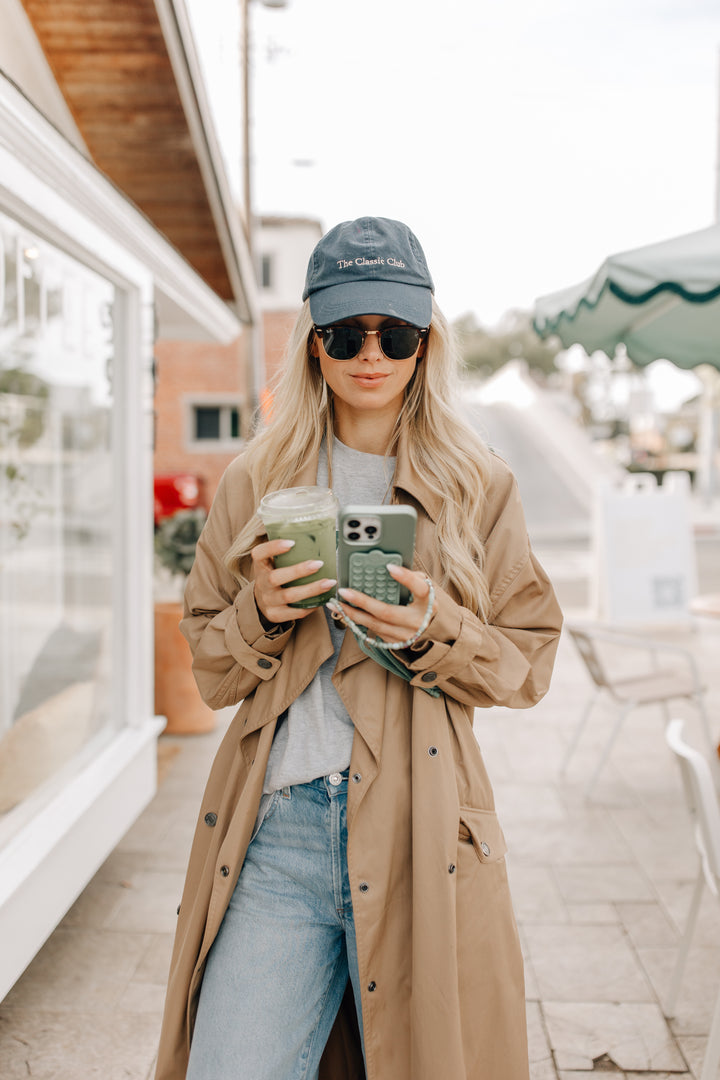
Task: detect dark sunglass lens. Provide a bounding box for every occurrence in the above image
[381,327,421,359]
[324,326,362,360]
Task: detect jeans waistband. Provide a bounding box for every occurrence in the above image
[301,770,349,797]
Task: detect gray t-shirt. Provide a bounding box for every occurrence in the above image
[262,436,395,794]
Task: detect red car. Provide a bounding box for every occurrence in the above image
[154,473,206,527]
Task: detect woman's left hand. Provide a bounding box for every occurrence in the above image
[333,564,437,644]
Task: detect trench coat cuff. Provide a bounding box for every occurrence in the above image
[225,582,293,680]
[403,583,466,685]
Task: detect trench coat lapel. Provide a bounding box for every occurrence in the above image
[392,428,442,524]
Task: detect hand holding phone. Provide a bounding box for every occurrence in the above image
[332,555,437,654]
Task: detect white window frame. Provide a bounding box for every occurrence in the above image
[185,392,244,452]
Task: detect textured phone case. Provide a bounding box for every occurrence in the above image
[348,550,402,603]
[338,505,416,604]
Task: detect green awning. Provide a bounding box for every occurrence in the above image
[534,223,720,370]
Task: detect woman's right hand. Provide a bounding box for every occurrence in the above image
[251,539,336,624]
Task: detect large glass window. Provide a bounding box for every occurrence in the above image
[0,211,117,843]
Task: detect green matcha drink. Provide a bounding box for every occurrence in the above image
[258,487,338,608]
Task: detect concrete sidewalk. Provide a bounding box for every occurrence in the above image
[1,611,719,1078]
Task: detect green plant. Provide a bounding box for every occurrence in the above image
[0,371,52,542]
[154,509,207,578]
[0,369,49,447]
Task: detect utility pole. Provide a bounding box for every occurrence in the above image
[240,0,288,427]
[240,0,260,424]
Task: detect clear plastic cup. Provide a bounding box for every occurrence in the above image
[258,486,338,608]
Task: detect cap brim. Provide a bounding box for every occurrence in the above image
[308,280,432,328]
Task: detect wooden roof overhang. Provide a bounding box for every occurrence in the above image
[19,0,256,324]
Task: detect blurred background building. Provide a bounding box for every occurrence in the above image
[152,213,321,508]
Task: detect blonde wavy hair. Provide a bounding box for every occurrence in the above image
[225,300,494,618]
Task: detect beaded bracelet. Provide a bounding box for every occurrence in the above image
[326,576,435,652]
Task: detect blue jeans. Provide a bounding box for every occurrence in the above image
[186,772,364,1080]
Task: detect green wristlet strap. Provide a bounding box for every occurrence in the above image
[326,578,440,697]
[355,637,442,697]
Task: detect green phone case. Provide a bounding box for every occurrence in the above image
[338,505,417,605]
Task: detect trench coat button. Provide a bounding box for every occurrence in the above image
[421,671,437,683]
[204,812,217,827]
[448,863,456,874]
[481,842,491,857]
[428,745,438,757]
[352,773,362,783]
[367,981,376,992]
[257,657,272,669]
[359,881,369,893]
[220,865,230,877]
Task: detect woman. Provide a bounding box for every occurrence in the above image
[155,217,563,1080]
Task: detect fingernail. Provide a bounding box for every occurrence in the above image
[338,588,352,599]
[279,539,295,549]
[307,560,324,570]
[322,578,337,587]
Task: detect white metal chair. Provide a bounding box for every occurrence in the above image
[562,624,713,797]
[664,719,720,1080]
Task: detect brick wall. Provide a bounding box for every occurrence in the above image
[153,313,302,506]
[153,336,247,506]
[263,309,297,388]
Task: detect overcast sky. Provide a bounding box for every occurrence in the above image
[249,0,720,327]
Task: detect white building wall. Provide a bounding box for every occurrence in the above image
[258,217,323,311]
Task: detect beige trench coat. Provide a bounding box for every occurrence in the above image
[155,434,563,1080]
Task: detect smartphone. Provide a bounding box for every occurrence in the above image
[337,505,417,605]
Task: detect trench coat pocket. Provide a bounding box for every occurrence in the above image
[458,807,508,864]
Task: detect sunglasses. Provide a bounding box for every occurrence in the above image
[313,324,428,361]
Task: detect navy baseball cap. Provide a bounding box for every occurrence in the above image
[303,217,434,328]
